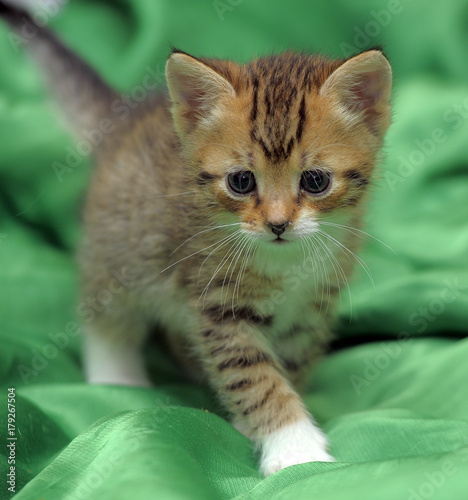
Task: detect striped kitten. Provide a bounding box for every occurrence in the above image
[1,3,392,476]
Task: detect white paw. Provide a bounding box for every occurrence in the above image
[87,371,152,387]
[85,330,152,387]
[260,418,335,477]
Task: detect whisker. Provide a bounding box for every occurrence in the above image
[197,230,243,282]
[298,126,361,167]
[319,221,396,254]
[237,240,259,308]
[299,239,307,263]
[221,235,250,315]
[171,222,242,256]
[310,232,353,318]
[198,232,245,308]
[230,237,255,313]
[303,234,330,317]
[317,228,375,289]
[302,141,364,161]
[160,230,240,275]
[142,190,198,200]
[202,234,245,309]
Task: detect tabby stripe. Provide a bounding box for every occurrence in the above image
[250,127,257,143]
[285,137,295,157]
[296,95,306,143]
[209,345,240,357]
[242,383,277,416]
[344,169,369,187]
[295,58,307,82]
[212,277,231,288]
[254,193,262,208]
[251,128,273,161]
[197,171,219,186]
[202,329,231,342]
[272,145,285,161]
[205,305,273,326]
[301,66,312,91]
[283,87,297,119]
[264,87,272,117]
[343,196,361,207]
[250,76,259,122]
[217,352,271,371]
[225,379,253,391]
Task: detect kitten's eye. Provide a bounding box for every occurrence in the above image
[227,171,256,195]
[300,169,331,195]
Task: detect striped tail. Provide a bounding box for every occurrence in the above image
[0,1,118,140]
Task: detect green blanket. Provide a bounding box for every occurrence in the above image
[1,0,468,498]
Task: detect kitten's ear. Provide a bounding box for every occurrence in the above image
[320,50,392,136]
[166,51,236,137]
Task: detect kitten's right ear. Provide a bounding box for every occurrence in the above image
[166,51,236,138]
[320,49,392,137]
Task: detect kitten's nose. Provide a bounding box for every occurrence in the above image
[267,222,289,236]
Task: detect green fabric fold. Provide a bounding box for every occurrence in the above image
[1,0,467,498]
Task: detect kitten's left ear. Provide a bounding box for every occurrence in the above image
[320,50,392,136]
[166,51,236,138]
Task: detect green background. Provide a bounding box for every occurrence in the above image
[1,0,468,498]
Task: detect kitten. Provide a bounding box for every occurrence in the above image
[1,2,391,476]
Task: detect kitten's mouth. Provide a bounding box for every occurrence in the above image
[271,236,289,244]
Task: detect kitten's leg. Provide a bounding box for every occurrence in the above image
[274,324,330,391]
[195,307,334,477]
[84,317,151,387]
[164,330,204,383]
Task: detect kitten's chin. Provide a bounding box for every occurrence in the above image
[257,235,301,251]
[253,237,304,277]
[255,233,300,247]
[270,237,290,245]
[243,230,301,251]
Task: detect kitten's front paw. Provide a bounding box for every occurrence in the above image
[260,418,335,477]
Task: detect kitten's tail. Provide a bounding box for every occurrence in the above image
[0,1,119,141]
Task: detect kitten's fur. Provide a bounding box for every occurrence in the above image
[1,2,391,476]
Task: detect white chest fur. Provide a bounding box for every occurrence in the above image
[251,242,336,337]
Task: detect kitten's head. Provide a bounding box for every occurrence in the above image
[166,49,391,248]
